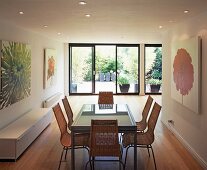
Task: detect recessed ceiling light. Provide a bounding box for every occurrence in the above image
[85,14,91,17]
[159,25,163,29]
[57,32,61,35]
[43,25,48,28]
[19,11,24,15]
[184,10,189,13]
[79,1,86,5]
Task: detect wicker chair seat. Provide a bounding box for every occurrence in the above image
[122,131,154,147]
[60,133,71,147]
[90,144,122,157]
[61,132,89,146]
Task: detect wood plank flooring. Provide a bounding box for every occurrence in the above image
[0,95,203,170]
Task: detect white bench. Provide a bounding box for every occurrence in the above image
[0,108,52,160]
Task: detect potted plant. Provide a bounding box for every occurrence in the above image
[117,75,130,93]
[147,78,162,93]
[146,47,162,93]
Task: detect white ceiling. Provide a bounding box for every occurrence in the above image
[0,0,207,43]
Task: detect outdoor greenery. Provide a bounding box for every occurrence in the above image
[100,58,122,73]
[72,48,92,82]
[83,57,92,81]
[147,78,162,85]
[117,47,138,83]
[117,75,130,85]
[84,53,122,81]
[146,47,162,83]
[72,46,139,84]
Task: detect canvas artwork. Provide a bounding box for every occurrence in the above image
[0,40,31,110]
[44,49,57,89]
[171,36,201,114]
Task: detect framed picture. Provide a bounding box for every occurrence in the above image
[171,36,201,114]
[44,48,57,89]
[0,40,31,110]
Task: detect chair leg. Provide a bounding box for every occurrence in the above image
[85,159,92,170]
[119,157,122,170]
[147,145,151,157]
[58,147,65,170]
[92,157,95,170]
[89,159,92,170]
[150,146,157,170]
[124,146,131,167]
[64,148,68,160]
[119,158,125,170]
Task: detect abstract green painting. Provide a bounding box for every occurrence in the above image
[0,41,31,110]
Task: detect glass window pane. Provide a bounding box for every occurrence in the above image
[145,46,162,93]
[71,47,92,93]
[117,46,139,93]
[95,45,116,94]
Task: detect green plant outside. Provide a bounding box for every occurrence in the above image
[117,75,130,85]
[147,78,162,85]
[146,48,162,80]
[146,47,162,86]
[72,47,92,82]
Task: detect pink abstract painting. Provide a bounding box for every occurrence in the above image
[171,37,200,114]
[173,48,194,97]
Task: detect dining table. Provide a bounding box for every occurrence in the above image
[71,104,137,170]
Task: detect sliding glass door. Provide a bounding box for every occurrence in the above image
[70,46,93,94]
[117,46,139,93]
[95,45,116,94]
[69,44,139,94]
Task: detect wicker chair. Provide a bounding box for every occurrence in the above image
[53,103,89,170]
[98,91,114,104]
[62,96,73,130]
[85,119,125,170]
[136,95,153,132]
[122,102,162,170]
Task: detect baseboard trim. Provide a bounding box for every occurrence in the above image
[162,121,207,169]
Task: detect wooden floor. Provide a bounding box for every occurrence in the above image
[0,95,203,170]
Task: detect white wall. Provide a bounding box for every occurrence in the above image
[64,43,69,95]
[162,11,207,168]
[0,21,64,130]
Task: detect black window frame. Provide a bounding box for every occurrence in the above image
[69,43,140,95]
[144,44,162,95]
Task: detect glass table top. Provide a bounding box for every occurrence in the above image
[71,104,136,131]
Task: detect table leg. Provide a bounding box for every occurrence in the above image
[134,131,137,170]
[71,131,75,170]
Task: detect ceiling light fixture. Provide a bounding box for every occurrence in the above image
[85,14,91,17]
[159,25,163,29]
[43,25,48,28]
[79,1,86,5]
[57,32,61,35]
[184,10,189,13]
[19,11,24,15]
